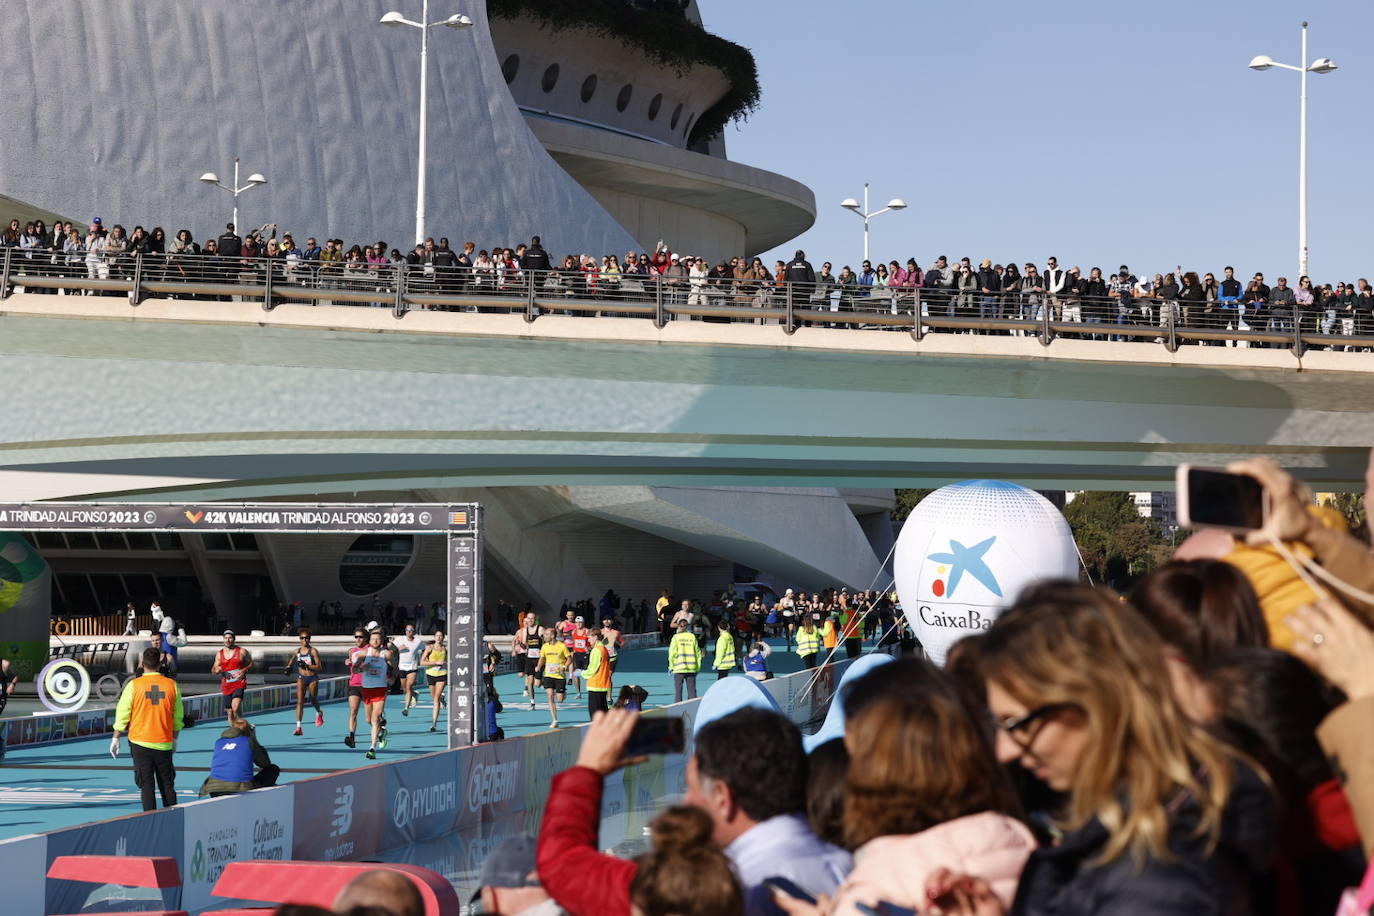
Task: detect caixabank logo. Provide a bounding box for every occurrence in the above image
[895,481,1078,665]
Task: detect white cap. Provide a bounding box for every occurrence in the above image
[366,620,380,631]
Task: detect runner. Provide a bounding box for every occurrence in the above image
[420,628,447,733]
[148,632,177,676]
[209,630,253,722]
[393,623,425,716]
[521,619,544,710]
[0,657,16,716]
[780,589,796,648]
[599,614,625,673]
[568,616,591,700]
[283,628,323,735]
[556,608,577,645]
[353,628,393,759]
[344,628,368,748]
[511,611,540,706]
[584,627,612,715]
[534,625,571,728]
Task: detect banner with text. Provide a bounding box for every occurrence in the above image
[181,785,295,912]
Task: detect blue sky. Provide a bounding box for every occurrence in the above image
[703,0,1372,282]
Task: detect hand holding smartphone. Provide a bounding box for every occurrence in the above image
[1176,465,1269,532]
[625,716,685,757]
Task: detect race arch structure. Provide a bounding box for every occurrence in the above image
[0,502,486,748]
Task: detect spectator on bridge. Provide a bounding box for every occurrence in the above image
[198,712,280,797]
[523,235,551,274]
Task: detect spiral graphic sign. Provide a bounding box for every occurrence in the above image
[37,658,91,712]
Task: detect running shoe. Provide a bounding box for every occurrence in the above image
[429,725,437,733]
[344,734,356,748]
[380,715,388,728]
[379,732,388,750]
[315,711,324,728]
[402,705,409,717]
[528,699,536,710]
[549,720,559,729]
[294,726,303,736]
[366,749,376,760]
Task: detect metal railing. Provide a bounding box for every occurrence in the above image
[3,247,1373,356]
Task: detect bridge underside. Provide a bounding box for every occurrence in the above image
[1,296,1371,501]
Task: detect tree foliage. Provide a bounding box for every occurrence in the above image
[1321,492,1369,544]
[1062,491,1166,589]
[891,489,935,522]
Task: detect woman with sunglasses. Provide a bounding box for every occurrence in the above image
[932,582,1273,915]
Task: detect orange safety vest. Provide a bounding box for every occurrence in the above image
[841,609,861,641]
[129,673,180,745]
[822,620,838,649]
[586,644,612,691]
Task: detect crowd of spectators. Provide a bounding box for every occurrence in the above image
[5,215,1372,345]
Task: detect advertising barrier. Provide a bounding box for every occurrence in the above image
[4,658,849,914]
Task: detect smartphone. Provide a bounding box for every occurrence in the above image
[763,876,817,906]
[856,903,921,916]
[625,715,685,757]
[1176,465,1268,532]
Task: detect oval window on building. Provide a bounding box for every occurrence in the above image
[339,534,415,597]
[616,84,633,113]
[580,74,597,103]
[670,102,683,129]
[501,54,520,85]
[648,93,663,121]
[541,63,560,94]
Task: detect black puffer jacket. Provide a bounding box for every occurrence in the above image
[1011,766,1275,916]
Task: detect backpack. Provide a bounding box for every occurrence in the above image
[924,268,943,288]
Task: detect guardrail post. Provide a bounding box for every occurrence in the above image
[654,276,666,328]
[911,294,925,341]
[129,253,145,306]
[784,284,796,335]
[526,271,538,323]
[261,257,274,311]
[1165,310,1178,353]
[0,246,11,300]
[1292,314,1306,358]
[392,263,408,318]
[1038,300,1053,346]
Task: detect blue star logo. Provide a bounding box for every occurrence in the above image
[927,536,1003,598]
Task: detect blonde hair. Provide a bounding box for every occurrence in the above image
[977,581,1241,866]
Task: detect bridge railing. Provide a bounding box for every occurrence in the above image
[3,248,1372,356]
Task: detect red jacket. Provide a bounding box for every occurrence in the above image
[537,767,636,916]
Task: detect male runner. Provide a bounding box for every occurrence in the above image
[209,630,253,722]
[556,608,577,645]
[110,647,184,811]
[420,628,447,733]
[0,657,16,716]
[283,628,323,735]
[149,632,177,676]
[354,628,393,759]
[534,626,570,728]
[511,611,538,706]
[520,619,543,710]
[584,627,612,715]
[344,628,368,748]
[568,616,591,700]
[600,614,625,673]
[393,623,425,716]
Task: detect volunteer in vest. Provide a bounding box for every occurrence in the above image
[795,616,822,669]
[111,646,184,811]
[840,592,864,659]
[668,620,703,702]
[713,620,737,679]
[198,712,280,797]
[584,627,613,715]
[535,625,572,729]
[394,623,425,717]
[344,628,368,748]
[569,616,591,700]
[420,628,447,733]
[354,628,393,760]
[821,613,840,655]
[284,628,323,736]
[512,611,540,706]
[600,614,626,673]
[210,629,254,722]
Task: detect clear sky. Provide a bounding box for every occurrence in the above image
[703,0,1372,283]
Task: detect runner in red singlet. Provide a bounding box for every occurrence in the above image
[209,630,254,722]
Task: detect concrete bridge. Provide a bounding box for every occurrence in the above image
[1,291,1369,501]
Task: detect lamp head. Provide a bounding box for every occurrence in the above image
[1309,58,1338,74]
[441,13,473,28]
[887,198,908,211]
[840,198,860,211]
[199,172,220,185]
[380,11,409,26]
[1248,54,1275,71]
[246,173,268,186]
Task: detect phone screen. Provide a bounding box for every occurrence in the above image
[763,877,818,906]
[1185,468,1265,530]
[625,716,685,757]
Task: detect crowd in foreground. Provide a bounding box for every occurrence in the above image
[7,216,1373,344]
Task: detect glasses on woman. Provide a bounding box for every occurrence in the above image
[989,702,1074,749]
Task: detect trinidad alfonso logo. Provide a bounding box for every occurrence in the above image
[927,536,1002,599]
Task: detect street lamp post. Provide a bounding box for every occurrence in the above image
[198,158,267,232]
[381,3,473,246]
[1249,21,1338,279]
[839,183,907,265]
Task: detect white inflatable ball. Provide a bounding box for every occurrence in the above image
[894,480,1079,665]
